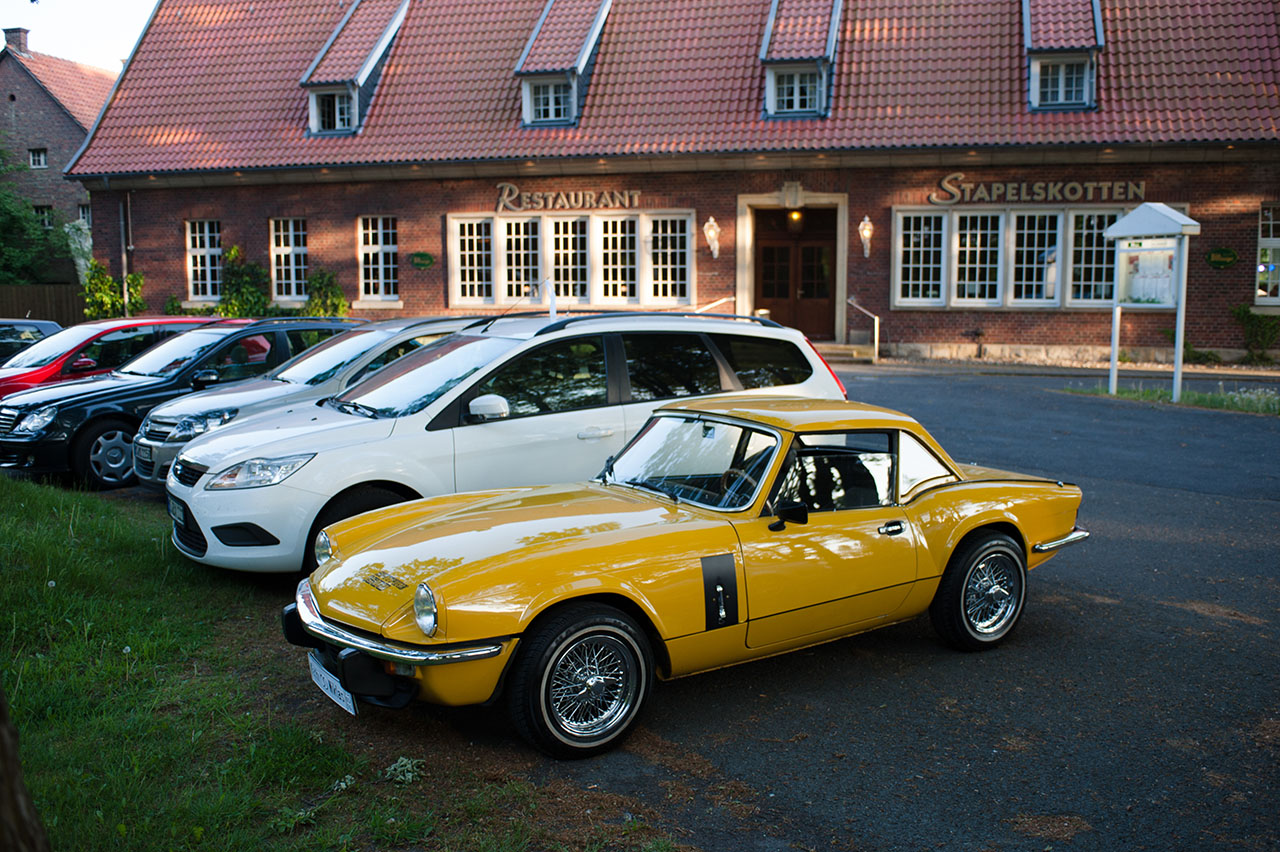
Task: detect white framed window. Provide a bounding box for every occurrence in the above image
[32,205,53,229]
[187,220,222,300]
[309,89,354,133]
[521,76,575,125]
[28,149,48,169]
[766,64,824,117]
[359,216,398,298]
[893,207,1130,310]
[271,219,308,300]
[77,204,92,227]
[1069,212,1119,302]
[1258,204,1280,305]
[1030,55,1095,109]
[448,211,695,308]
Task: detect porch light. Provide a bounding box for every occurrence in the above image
[858,216,874,257]
[703,217,721,259]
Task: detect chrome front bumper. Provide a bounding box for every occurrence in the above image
[291,578,504,666]
[1032,526,1091,553]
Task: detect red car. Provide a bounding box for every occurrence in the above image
[0,317,213,400]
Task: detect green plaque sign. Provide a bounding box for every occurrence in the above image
[410,252,435,270]
[1205,247,1237,269]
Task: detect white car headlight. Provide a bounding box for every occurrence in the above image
[171,408,238,442]
[14,406,57,434]
[205,454,314,490]
[414,582,438,636]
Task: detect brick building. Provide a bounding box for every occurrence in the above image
[67,0,1280,359]
[1,27,116,283]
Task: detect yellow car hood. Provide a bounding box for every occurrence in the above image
[311,481,729,641]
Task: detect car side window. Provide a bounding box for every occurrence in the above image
[67,327,154,373]
[708,333,813,388]
[622,333,722,401]
[196,334,275,382]
[473,335,608,417]
[286,328,341,358]
[898,431,957,499]
[774,432,894,512]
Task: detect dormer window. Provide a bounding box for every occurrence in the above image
[310,89,354,134]
[767,65,824,116]
[1031,54,1095,109]
[523,76,575,125]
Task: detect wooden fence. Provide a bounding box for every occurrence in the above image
[0,284,83,327]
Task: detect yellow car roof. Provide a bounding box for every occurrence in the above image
[656,396,920,433]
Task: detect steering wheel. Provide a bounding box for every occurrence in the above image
[721,467,758,494]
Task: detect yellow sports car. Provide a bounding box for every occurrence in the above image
[283,398,1088,757]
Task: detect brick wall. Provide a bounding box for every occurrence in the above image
[87,158,1276,350]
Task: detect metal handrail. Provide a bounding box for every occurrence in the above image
[846,298,880,364]
[694,297,735,313]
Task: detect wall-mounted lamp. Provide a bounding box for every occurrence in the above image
[786,209,803,233]
[858,216,874,258]
[703,216,722,259]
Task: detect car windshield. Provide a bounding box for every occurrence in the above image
[605,414,779,510]
[117,329,234,378]
[331,334,519,418]
[2,324,103,368]
[271,329,387,386]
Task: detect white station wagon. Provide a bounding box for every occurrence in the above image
[164,313,847,573]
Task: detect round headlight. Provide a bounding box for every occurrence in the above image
[313,530,333,567]
[414,582,437,636]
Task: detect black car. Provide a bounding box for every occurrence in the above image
[0,318,61,361]
[0,317,362,489]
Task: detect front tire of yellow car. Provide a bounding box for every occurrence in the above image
[507,602,653,759]
[929,532,1027,652]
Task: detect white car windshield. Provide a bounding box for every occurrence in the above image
[331,334,519,418]
[606,414,779,510]
[2,324,103,368]
[117,329,234,378]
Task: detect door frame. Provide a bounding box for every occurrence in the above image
[736,184,849,343]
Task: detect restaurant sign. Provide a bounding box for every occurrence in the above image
[497,182,642,213]
[928,172,1146,205]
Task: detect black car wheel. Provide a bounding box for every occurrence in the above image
[74,418,137,490]
[507,602,653,758]
[929,532,1027,651]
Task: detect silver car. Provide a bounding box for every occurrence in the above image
[133,316,482,488]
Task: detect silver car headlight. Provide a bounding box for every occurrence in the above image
[171,408,238,442]
[313,529,336,568]
[414,582,438,636]
[14,406,57,434]
[205,454,314,490]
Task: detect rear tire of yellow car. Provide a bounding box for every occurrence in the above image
[507,602,653,759]
[929,532,1026,652]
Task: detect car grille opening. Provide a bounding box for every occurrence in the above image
[171,459,208,487]
[143,420,177,441]
[169,496,208,556]
[135,457,154,479]
[0,408,17,434]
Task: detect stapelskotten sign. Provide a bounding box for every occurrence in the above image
[928,173,1146,205]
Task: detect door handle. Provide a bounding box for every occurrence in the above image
[878,521,905,536]
[577,427,616,440]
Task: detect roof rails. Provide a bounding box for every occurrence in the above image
[533,311,782,336]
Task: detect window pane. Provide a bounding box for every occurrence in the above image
[955,214,1001,300]
[458,220,494,299]
[476,336,607,417]
[623,333,721,401]
[360,216,398,297]
[1012,213,1059,300]
[552,218,588,298]
[601,218,637,299]
[899,214,945,300]
[1071,212,1118,301]
[188,220,222,299]
[651,218,689,299]
[899,432,955,497]
[709,334,813,389]
[504,220,540,299]
[778,432,893,511]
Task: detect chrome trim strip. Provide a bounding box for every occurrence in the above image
[1032,526,1090,553]
[295,579,503,666]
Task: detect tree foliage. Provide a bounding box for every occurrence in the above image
[0,153,71,286]
[302,267,349,317]
[81,259,146,319]
[215,245,272,318]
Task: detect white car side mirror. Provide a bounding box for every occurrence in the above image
[468,394,510,423]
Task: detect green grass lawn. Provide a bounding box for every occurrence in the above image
[1065,382,1280,415]
[0,476,677,852]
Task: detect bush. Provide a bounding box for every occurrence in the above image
[1230,304,1279,364]
[81,260,147,319]
[301,268,348,317]
[1158,327,1223,365]
[216,246,272,318]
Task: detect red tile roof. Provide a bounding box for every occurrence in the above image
[1026,0,1101,50]
[7,49,117,130]
[68,0,1280,177]
[518,0,610,74]
[763,0,837,62]
[305,0,406,85]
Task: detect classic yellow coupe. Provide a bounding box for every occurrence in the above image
[283,398,1088,757]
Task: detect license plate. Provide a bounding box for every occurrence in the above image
[167,496,184,525]
[309,652,358,716]
[135,443,152,462]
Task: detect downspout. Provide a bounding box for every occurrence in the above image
[118,194,128,317]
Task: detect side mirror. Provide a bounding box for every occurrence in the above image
[467,394,510,423]
[192,369,220,391]
[68,357,97,373]
[768,500,809,532]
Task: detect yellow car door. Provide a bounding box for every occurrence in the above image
[736,433,917,649]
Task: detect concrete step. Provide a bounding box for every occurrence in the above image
[815,343,877,364]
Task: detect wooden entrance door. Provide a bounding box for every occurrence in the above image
[753,208,836,339]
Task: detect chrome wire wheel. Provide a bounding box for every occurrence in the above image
[544,628,640,739]
[962,551,1023,636]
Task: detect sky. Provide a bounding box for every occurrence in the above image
[5,0,157,72]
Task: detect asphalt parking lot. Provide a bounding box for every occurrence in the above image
[537,363,1279,851]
